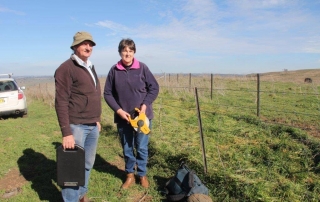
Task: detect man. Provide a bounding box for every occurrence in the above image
[54,31,101,202]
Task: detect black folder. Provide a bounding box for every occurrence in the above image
[56,144,85,186]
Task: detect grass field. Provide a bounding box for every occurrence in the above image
[0,69,320,201]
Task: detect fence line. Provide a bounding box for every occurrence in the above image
[157,98,319,135]
[156,73,319,135]
[23,75,320,135]
[28,81,320,119]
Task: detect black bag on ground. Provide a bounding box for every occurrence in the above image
[164,162,209,201]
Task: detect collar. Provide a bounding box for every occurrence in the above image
[71,54,93,68]
[116,58,140,70]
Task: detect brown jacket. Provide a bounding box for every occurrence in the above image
[54,58,101,137]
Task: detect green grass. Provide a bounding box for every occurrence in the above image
[1,75,320,201]
[153,93,320,201]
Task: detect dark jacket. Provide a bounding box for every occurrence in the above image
[55,57,101,136]
[104,58,159,124]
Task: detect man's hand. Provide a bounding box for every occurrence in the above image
[97,122,101,132]
[62,135,75,149]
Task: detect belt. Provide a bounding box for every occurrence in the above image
[83,123,97,126]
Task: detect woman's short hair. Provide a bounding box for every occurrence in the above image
[118,38,136,53]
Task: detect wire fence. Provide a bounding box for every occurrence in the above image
[155,73,320,136]
[19,73,320,136]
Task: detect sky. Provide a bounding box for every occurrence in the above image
[1,0,320,76]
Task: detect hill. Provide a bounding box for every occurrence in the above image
[248,68,320,84]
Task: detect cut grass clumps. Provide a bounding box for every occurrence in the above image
[154,90,320,201]
[197,113,320,201]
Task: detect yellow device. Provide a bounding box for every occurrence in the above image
[129,108,150,135]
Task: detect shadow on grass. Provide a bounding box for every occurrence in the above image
[96,123,127,184]
[0,114,25,120]
[17,142,63,202]
[93,153,125,186]
[102,123,118,136]
[148,141,192,201]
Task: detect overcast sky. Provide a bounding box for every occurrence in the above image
[1,0,320,76]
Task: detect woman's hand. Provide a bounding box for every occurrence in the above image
[117,108,130,122]
[140,104,147,114]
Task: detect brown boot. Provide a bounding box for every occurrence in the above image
[79,194,90,202]
[121,173,135,189]
[140,176,149,188]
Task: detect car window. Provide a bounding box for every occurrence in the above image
[0,81,18,91]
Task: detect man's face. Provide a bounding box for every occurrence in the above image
[74,40,94,61]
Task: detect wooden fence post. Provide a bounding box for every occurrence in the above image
[210,73,213,100]
[189,73,192,91]
[39,83,41,96]
[257,74,260,117]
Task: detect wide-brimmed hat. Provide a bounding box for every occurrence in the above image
[70,31,96,49]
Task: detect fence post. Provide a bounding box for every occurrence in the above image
[169,74,170,82]
[177,74,179,83]
[257,74,260,117]
[39,83,41,95]
[210,73,213,100]
[189,73,192,91]
[194,87,208,174]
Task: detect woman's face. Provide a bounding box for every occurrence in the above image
[120,46,135,66]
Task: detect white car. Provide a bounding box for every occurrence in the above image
[0,73,27,117]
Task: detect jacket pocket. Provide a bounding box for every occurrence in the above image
[69,93,88,114]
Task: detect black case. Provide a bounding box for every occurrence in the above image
[56,144,85,186]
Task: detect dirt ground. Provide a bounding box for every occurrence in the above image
[0,168,27,199]
[0,157,153,201]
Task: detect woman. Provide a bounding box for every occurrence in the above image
[104,38,159,189]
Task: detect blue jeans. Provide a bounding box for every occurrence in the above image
[117,121,151,177]
[61,124,99,202]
